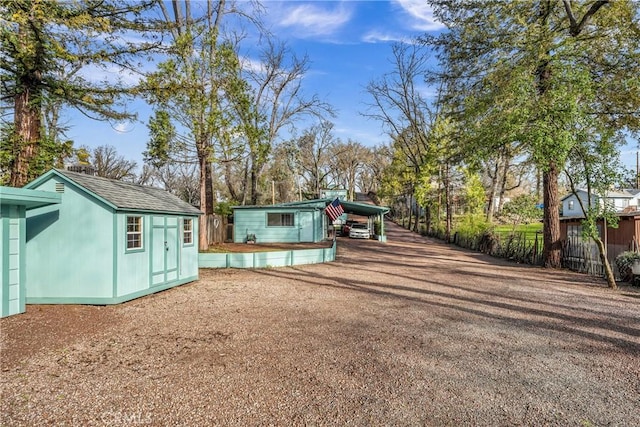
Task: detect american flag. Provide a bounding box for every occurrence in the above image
[325,197,344,222]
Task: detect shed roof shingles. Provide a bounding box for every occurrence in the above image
[57,169,201,215]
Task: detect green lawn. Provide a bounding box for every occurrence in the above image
[493,223,543,246]
[494,223,543,234]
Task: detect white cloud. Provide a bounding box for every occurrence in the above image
[393,0,446,32]
[80,64,144,87]
[113,121,135,134]
[362,30,412,44]
[240,56,265,74]
[274,2,353,37]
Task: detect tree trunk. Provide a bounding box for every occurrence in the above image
[594,237,617,289]
[542,162,562,268]
[10,87,41,187]
[497,155,511,212]
[197,146,214,251]
[198,161,208,251]
[223,161,239,202]
[444,162,452,242]
[486,160,500,222]
[407,192,413,234]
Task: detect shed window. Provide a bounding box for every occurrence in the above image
[568,200,574,210]
[183,218,193,245]
[126,216,143,249]
[267,213,294,227]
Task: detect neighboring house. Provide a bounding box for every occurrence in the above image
[233,200,328,244]
[233,198,390,244]
[561,212,640,278]
[561,189,640,217]
[1,187,61,317]
[320,189,347,201]
[23,169,202,305]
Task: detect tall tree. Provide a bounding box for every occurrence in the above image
[364,42,439,232]
[144,0,261,250]
[427,0,640,268]
[359,144,392,195]
[295,121,337,199]
[333,140,370,201]
[240,39,333,205]
[564,120,625,288]
[0,0,158,186]
[90,144,138,181]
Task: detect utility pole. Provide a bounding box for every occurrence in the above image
[636,151,640,188]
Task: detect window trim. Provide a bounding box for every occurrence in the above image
[183,218,194,246]
[126,215,144,251]
[267,212,295,227]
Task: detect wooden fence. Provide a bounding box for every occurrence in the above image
[205,214,232,243]
[453,230,544,265]
[561,236,639,280]
[451,229,640,280]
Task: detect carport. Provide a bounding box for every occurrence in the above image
[335,199,390,242]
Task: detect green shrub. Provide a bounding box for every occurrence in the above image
[454,213,492,237]
[615,251,640,283]
[373,220,381,235]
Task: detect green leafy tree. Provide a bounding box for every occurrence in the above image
[564,125,626,288]
[0,0,158,186]
[501,195,542,231]
[427,0,640,268]
[463,169,486,216]
[144,0,262,249]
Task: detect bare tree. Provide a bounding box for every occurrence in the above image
[91,145,137,181]
[146,0,263,250]
[295,122,337,199]
[239,39,334,204]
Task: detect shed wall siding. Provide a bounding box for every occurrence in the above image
[115,213,151,296]
[1,206,26,317]
[180,217,199,279]
[234,210,325,244]
[234,211,300,243]
[26,177,114,301]
[114,214,198,297]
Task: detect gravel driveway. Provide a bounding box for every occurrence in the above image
[1,222,639,426]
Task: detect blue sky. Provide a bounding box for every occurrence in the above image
[66,0,638,174]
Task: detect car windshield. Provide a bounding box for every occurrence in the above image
[352,224,368,229]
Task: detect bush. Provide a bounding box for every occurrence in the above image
[615,251,640,283]
[454,213,492,236]
[373,220,381,235]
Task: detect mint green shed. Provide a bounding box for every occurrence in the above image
[1,187,61,317]
[23,169,202,305]
[232,199,390,244]
[233,200,329,243]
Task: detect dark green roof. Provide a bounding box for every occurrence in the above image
[28,169,202,215]
[234,198,389,217]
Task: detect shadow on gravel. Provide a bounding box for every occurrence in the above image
[259,267,639,352]
[259,222,640,353]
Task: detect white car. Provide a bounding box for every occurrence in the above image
[349,223,370,239]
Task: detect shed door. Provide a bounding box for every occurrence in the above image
[299,211,314,242]
[151,216,179,286]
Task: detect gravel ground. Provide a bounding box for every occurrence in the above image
[1,222,639,426]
